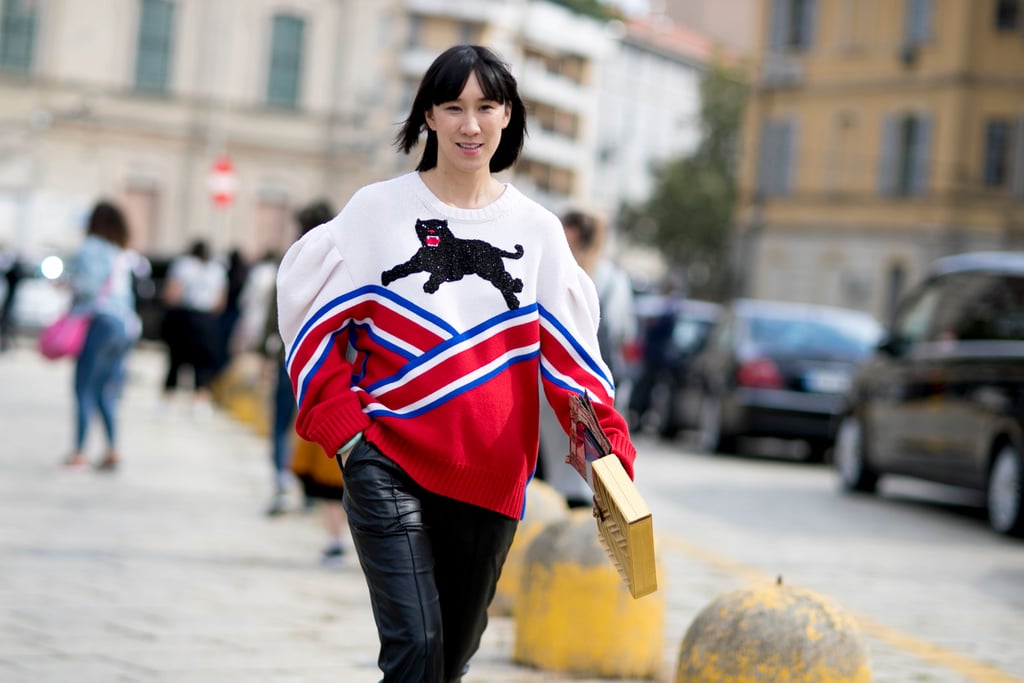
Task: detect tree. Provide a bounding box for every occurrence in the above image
[545,0,624,21]
[620,58,747,300]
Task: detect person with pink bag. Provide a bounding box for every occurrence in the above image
[61,200,141,471]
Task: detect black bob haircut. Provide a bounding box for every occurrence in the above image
[394,44,527,174]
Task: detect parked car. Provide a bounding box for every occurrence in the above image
[631,298,721,438]
[677,299,883,461]
[834,252,1024,537]
[5,255,72,333]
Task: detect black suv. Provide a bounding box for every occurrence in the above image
[834,252,1024,536]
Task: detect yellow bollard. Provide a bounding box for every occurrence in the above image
[675,582,871,682]
[513,509,664,679]
[211,353,270,436]
[491,479,570,616]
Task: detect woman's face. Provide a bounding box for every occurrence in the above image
[425,71,511,177]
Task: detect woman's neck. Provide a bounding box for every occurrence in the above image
[419,169,504,210]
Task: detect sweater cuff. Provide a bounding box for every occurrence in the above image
[608,432,636,480]
[302,398,372,458]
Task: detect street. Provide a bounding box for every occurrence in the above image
[637,432,1024,683]
[0,344,1022,682]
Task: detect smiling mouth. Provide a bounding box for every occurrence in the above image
[457,143,482,150]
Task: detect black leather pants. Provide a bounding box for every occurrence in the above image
[341,439,518,682]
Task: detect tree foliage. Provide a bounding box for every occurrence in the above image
[545,0,624,21]
[620,59,748,299]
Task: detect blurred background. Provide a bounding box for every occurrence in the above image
[0,0,1022,324]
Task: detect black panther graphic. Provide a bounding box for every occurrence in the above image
[381,218,525,310]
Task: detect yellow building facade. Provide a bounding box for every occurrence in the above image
[736,0,1024,321]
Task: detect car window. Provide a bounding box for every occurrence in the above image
[747,313,879,358]
[945,273,1024,341]
[892,281,943,346]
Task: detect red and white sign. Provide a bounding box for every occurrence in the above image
[207,155,239,208]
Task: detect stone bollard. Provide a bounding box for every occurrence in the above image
[675,582,871,682]
[513,509,664,679]
[491,479,570,616]
[210,353,270,436]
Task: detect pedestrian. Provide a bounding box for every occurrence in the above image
[561,209,637,392]
[0,246,25,352]
[288,436,348,565]
[231,249,279,357]
[159,240,226,417]
[261,200,335,517]
[62,200,141,470]
[275,45,637,682]
[215,248,249,374]
[628,279,679,431]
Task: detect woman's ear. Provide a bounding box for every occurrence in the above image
[424,108,436,131]
[502,103,511,129]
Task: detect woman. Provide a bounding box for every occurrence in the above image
[159,240,226,415]
[63,200,140,470]
[276,45,637,681]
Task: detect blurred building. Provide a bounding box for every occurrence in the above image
[0,0,721,264]
[593,17,712,213]
[656,0,758,54]
[0,0,402,260]
[736,0,1024,322]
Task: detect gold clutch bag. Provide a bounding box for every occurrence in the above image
[567,394,657,599]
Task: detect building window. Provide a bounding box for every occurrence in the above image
[983,120,1011,188]
[757,118,799,197]
[0,0,37,73]
[768,0,817,52]
[878,113,931,197]
[134,0,175,93]
[996,0,1019,30]
[458,21,478,45]
[1012,116,1024,198]
[406,15,423,48]
[267,14,304,109]
[903,0,933,46]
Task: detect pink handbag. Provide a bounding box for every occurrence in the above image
[38,312,92,360]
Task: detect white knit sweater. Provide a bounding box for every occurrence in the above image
[276,172,635,518]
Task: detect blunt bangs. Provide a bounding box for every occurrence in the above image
[429,49,512,107]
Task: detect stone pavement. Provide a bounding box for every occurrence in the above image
[0,345,668,683]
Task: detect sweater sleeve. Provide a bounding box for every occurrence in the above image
[276,226,371,457]
[536,231,637,478]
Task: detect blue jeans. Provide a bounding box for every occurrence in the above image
[271,359,296,489]
[74,313,131,451]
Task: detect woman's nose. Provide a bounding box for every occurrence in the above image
[461,113,480,134]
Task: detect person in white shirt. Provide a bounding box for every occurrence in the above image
[159,240,227,415]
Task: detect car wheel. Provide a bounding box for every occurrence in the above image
[696,392,734,454]
[834,415,878,493]
[987,444,1024,537]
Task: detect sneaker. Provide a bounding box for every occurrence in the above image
[320,544,345,567]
